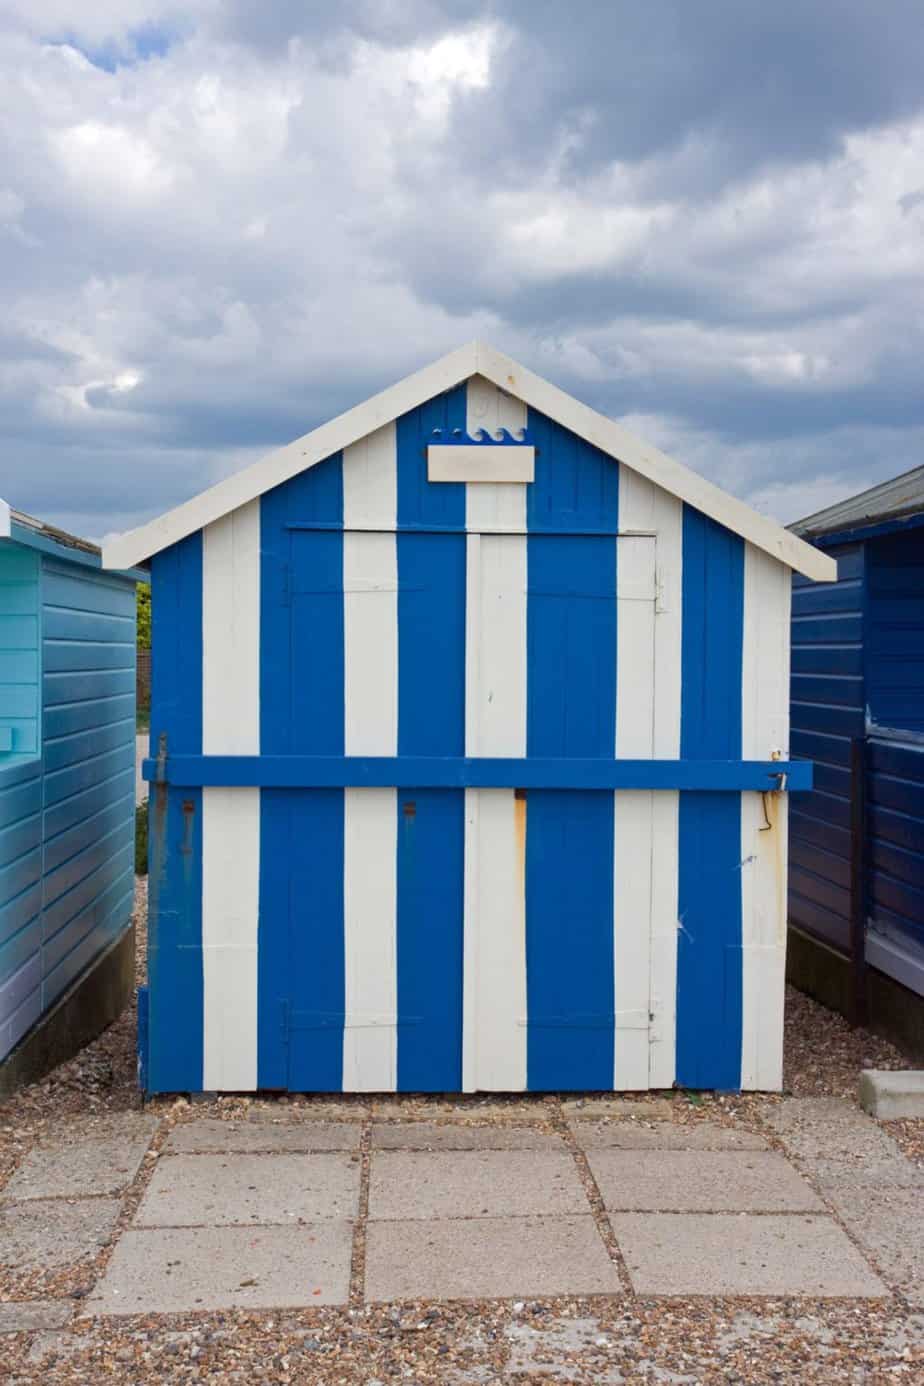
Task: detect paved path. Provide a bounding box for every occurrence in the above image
[2,1097,919,1323]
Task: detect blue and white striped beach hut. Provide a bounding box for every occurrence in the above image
[105,344,834,1095]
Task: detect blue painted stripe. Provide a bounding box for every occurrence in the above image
[148,755,810,792]
[526,520,618,1090]
[677,506,745,1090]
[268,787,345,1091]
[147,533,203,1093]
[527,536,618,759]
[396,789,464,1090]
[396,385,466,530]
[396,518,466,1090]
[259,454,346,1090]
[525,789,615,1090]
[397,533,466,758]
[527,407,619,533]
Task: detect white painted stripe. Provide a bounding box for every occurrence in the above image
[740,542,791,1091]
[465,534,528,757]
[649,484,682,1091]
[463,788,528,1091]
[201,499,261,1091]
[343,426,397,751]
[342,422,398,1091]
[465,375,528,533]
[343,421,397,530]
[343,532,397,754]
[612,789,654,1090]
[614,485,658,1090]
[202,786,260,1091]
[343,786,398,1092]
[202,501,261,757]
[613,470,683,1091]
[463,383,528,1091]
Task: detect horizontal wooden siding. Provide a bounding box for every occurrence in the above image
[789,543,865,953]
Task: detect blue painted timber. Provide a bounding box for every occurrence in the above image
[148,532,202,1092]
[0,520,137,1062]
[260,452,346,1092]
[789,542,866,957]
[677,507,744,1089]
[144,755,810,791]
[790,525,924,998]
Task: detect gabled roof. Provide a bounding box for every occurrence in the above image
[791,463,924,541]
[103,342,835,581]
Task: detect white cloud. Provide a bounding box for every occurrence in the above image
[0,4,921,537]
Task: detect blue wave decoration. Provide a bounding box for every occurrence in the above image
[429,426,533,446]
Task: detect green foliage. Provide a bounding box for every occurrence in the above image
[137,582,151,651]
[135,800,149,876]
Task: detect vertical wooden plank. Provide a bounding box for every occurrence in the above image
[260,454,345,1092]
[343,785,398,1091]
[396,529,466,1089]
[526,532,617,1091]
[201,500,260,1092]
[149,536,203,1093]
[677,507,744,1090]
[463,380,528,1092]
[740,542,790,1090]
[343,423,398,1091]
[614,469,658,1089]
[626,476,684,1091]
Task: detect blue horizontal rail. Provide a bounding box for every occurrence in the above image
[144,755,812,792]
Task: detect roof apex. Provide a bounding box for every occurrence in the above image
[103,341,834,581]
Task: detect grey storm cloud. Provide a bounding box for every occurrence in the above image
[0,0,923,538]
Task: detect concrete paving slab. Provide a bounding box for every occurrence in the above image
[612,1213,888,1297]
[5,1129,156,1200]
[91,1223,353,1313]
[572,1121,768,1151]
[372,1098,551,1123]
[0,1300,72,1333]
[166,1119,360,1154]
[859,1069,924,1120]
[249,1101,368,1121]
[371,1122,564,1151]
[365,1215,620,1302]
[0,1198,121,1270]
[588,1149,824,1212]
[368,1151,588,1221]
[562,1097,674,1120]
[762,1097,918,1189]
[134,1152,360,1227]
[827,1185,924,1306]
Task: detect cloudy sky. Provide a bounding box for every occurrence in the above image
[2,2,923,540]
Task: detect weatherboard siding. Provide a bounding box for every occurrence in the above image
[143,377,798,1094]
[0,545,136,1063]
[789,543,865,955]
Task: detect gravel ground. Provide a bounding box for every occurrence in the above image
[0,877,921,1383]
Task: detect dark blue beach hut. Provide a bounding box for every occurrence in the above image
[790,466,924,1052]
